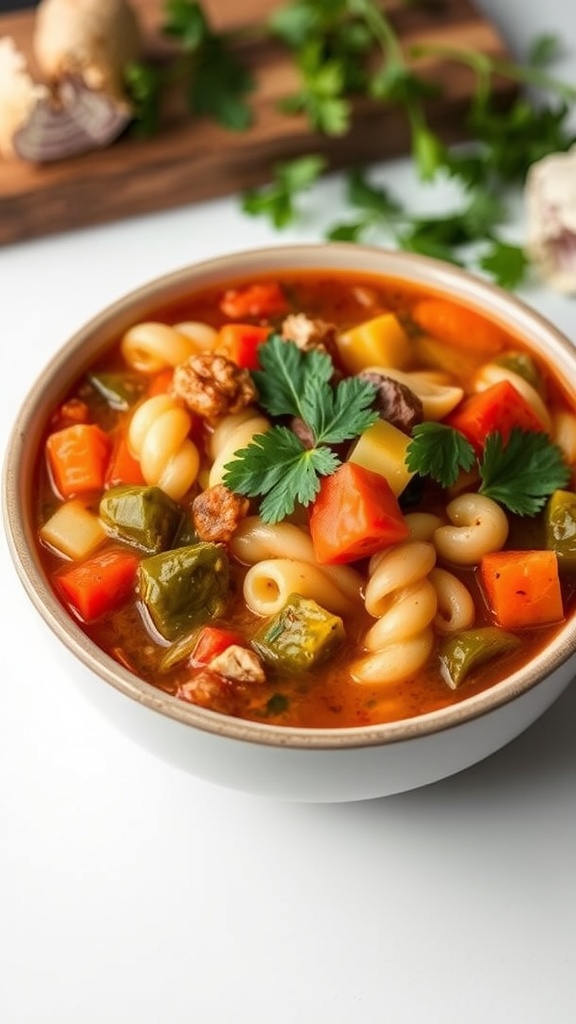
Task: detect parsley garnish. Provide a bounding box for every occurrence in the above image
[222,335,378,523]
[406,424,570,516]
[406,423,476,489]
[478,428,570,515]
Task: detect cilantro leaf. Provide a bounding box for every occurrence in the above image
[478,428,570,516]
[222,335,378,523]
[252,335,333,418]
[302,375,378,444]
[406,423,476,488]
[223,427,339,523]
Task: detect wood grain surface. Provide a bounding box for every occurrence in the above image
[0,0,516,245]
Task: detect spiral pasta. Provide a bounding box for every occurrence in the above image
[433,493,509,566]
[207,407,271,487]
[429,567,475,634]
[128,394,200,500]
[121,320,217,374]
[351,541,438,686]
[230,517,364,605]
[243,558,356,617]
[551,409,576,463]
[364,364,464,419]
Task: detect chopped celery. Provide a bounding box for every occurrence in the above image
[545,489,576,571]
[88,371,145,410]
[100,485,183,554]
[439,627,521,689]
[252,594,345,672]
[139,543,230,641]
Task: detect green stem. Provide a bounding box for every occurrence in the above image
[410,41,576,103]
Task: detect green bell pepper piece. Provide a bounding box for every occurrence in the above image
[100,485,184,554]
[88,371,145,410]
[139,543,230,641]
[545,489,576,571]
[439,627,521,689]
[252,594,345,673]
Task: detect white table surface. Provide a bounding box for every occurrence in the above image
[1,2,575,1021]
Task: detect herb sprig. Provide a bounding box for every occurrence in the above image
[222,335,378,523]
[125,1,576,289]
[407,423,570,516]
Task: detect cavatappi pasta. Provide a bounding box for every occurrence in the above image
[35,269,576,728]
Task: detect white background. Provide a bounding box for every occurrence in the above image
[1,1,575,1021]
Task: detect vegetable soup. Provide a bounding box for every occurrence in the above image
[34,269,576,728]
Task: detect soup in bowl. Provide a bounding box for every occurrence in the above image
[4,244,576,801]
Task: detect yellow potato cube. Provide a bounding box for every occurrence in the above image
[40,500,106,560]
[348,419,414,497]
[337,313,411,375]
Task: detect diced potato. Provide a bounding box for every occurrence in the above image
[337,313,411,375]
[40,500,106,560]
[348,419,414,497]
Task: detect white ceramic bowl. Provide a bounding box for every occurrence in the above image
[4,244,576,802]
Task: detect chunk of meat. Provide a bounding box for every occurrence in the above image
[176,670,242,715]
[208,645,266,684]
[172,353,257,421]
[192,484,249,543]
[358,370,423,434]
[281,313,337,354]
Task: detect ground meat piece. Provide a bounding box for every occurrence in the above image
[172,353,257,421]
[359,371,423,434]
[176,670,242,715]
[192,484,249,543]
[208,645,266,684]
[281,313,337,354]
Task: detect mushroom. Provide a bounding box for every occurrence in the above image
[0,0,142,163]
[525,145,576,294]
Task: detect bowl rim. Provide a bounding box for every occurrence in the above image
[4,241,576,751]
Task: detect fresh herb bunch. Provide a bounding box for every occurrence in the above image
[222,335,378,523]
[125,0,576,288]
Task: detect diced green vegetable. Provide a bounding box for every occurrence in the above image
[157,629,202,673]
[139,543,230,641]
[494,352,542,391]
[545,489,576,571]
[88,371,145,410]
[252,594,345,672]
[439,627,521,689]
[99,485,183,554]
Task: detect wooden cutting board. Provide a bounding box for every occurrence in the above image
[0,0,516,245]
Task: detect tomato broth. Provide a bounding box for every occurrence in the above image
[34,269,576,728]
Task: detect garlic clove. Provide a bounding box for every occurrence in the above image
[525,145,576,294]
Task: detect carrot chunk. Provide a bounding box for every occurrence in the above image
[445,380,546,453]
[55,547,139,621]
[220,282,288,320]
[309,462,409,564]
[105,433,146,487]
[191,626,244,664]
[479,549,564,629]
[412,298,507,355]
[217,323,271,369]
[46,423,111,498]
